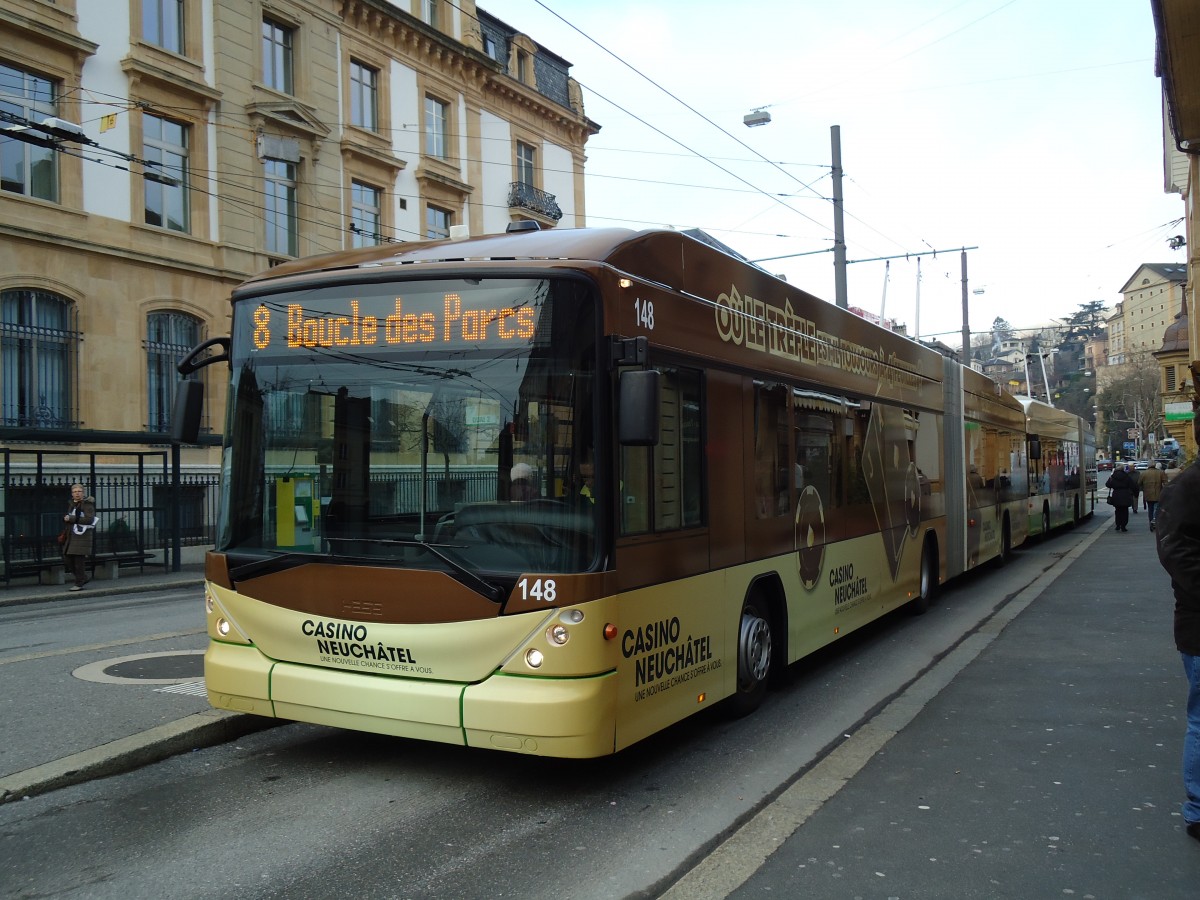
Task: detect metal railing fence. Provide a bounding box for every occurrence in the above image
[0,448,219,584]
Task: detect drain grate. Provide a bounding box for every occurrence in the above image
[156,680,207,697]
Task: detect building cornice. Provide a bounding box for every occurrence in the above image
[0,7,98,62]
[121,51,222,105]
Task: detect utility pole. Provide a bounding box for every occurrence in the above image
[961,250,971,367]
[831,125,848,309]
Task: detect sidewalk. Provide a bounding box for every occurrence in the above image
[671,504,1200,898]
[0,561,207,608]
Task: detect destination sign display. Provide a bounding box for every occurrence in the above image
[245,283,542,354]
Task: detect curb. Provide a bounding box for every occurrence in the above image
[0,709,279,804]
[0,577,206,608]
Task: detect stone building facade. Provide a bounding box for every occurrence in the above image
[0,0,597,468]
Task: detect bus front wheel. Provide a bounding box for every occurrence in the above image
[730,597,773,717]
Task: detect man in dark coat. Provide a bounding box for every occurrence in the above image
[1156,407,1200,845]
[1106,464,1137,532]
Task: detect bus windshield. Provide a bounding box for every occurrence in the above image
[216,276,599,577]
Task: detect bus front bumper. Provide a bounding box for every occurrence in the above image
[205,641,618,758]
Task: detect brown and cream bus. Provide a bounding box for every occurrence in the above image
[175,225,1074,757]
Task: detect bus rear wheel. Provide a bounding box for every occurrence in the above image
[994,517,1012,568]
[908,541,937,615]
[729,597,773,717]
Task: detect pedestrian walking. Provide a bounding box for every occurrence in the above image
[1156,401,1200,846]
[1106,464,1137,532]
[1132,465,1142,515]
[1141,461,1168,531]
[60,483,97,591]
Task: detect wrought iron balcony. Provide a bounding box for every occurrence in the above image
[507,181,562,221]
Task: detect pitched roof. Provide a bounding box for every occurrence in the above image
[1119,263,1188,294]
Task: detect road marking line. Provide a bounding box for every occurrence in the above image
[0,630,204,666]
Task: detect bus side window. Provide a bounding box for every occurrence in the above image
[842,405,875,538]
[620,367,704,535]
[620,445,650,534]
[753,382,790,519]
[794,412,834,509]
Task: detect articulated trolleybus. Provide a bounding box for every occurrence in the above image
[1017,394,1096,537]
[174,225,1083,758]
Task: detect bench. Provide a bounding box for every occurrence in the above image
[89,551,158,580]
[1,556,68,585]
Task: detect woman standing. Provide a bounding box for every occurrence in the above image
[61,483,96,591]
[1107,464,1137,533]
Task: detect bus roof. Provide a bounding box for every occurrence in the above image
[244,227,651,288]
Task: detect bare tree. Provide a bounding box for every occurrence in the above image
[1097,351,1162,457]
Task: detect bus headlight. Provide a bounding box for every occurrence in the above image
[547,624,570,646]
[525,648,544,668]
[217,618,231,636]
[205,589,215,615]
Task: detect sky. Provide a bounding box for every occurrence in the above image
[476,0,1185,350]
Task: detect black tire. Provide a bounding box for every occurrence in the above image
[728,596,773,717]
[908,542,937,615]
[994,517,1012,567]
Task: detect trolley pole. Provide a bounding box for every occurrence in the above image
[831,125,848,309]
[961,250,971,367]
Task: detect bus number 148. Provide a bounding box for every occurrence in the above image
[518,578,557,603]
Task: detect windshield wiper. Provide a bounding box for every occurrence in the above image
[325,536,504,603]
[228,552,319,582]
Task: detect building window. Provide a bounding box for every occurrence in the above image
[0,289,77,429]
[143,114,189,232]
[426,205,452,240]
[1167,365,1177,393]
[0,64,58,201]
[516,50,529,83]
[424,95,448,159]
[422,0,439,28]
[516,141,535,187]
[146,311,202,433]
[143,0,184,54]
[350,60,377,131]
[262,17,294,94]
[350,180,381,247]
[264,159,298,257]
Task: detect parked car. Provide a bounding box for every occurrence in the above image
[1097,460,1114,471]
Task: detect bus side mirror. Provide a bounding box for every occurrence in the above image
[619,369,660,446]
[171,379,204,444]
[1028,437,1041,461]
[170,336,230,444]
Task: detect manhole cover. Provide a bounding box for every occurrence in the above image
[106,654,203,680]
[74,650,206,685]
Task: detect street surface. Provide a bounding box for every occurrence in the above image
[0,520,1129,898]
